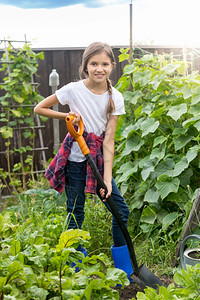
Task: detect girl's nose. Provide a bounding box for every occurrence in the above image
[96,65,103,72]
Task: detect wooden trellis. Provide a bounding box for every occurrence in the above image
[0,38,48,198]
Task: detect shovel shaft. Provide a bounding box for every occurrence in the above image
[85,153,140,274]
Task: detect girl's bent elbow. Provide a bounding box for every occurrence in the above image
[34,105,40,114]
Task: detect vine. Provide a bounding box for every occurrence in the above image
[0,43,44,195]
[114,49,200,240]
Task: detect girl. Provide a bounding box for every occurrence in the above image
[34,42,133,280]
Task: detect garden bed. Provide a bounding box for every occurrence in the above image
[115,275,174,299]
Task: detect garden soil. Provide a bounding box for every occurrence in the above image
[114,276,174,299]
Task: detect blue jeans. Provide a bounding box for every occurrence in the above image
[65,160,129,247]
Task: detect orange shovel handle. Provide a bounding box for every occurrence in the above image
[65,115,90,156]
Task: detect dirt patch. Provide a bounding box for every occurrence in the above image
[115,276,174,299]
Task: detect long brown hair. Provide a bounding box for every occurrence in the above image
[79,42,116,115]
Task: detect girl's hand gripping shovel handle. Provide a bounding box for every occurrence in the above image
[65,115,163,290]
[65,115,90,156]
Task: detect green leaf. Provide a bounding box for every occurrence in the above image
[150,145,165,161]
[150,106,165,118]
[182,87,193,99]
[172,127,185,136]
[122,136,145,156]
[118,53,129,62]
[134,105,143,119]
[140,206,156,224]
[156,175,180,199]
[23,131,31,138]
[141,54,154,62]
[26,65,37,73]
[153,136,167,147]
[36,51,44,60]
[144,188,160,204]
[121,124,136,138]
[173,271,186,286]
[130,197,143,209]
[140,224,151,233]
[56,229,90,252]
[7,261,23,282]
[182,116,200,128]
[0,95,6,103]
[133,70,152,86]
[167,103,187,121]
[131,90,143,104]
[120,182,129,196]
[13,95,24,103]
[186,146,199,163]
[0,277,7,290]
[191,94,200,105]
[157,209,169,224]
[23,82,32,94]
[116,76,130,91]
[0,212,13,233]
[173,157,189,177]
[117,168,135,183]
[140,118,159,137]
[179,168,193,188]
[10,239,20,256]
[189,103,200,115]
[124,64,136,75]
[0,126,13,139]
[159,285,174,298]
[29,286,48,299]
[173,135,193,151]
[116,161,134,174]
[162,63,180,74]
[10,109,22,118]
[141,161,155,181]
[162,212,180,230]
[150,74,165,90]
[194,120,200,131]
[176,86,193,99]
[142,103,153,115]
[117,161,138,183]
[151,94,162,102]
[124,90,142,104]
[106,267,129,285]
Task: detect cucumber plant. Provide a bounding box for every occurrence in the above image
[114,49,200,240]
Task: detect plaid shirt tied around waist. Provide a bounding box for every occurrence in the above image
[45,130,105,194]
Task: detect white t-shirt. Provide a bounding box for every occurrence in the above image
[56,80,125,162]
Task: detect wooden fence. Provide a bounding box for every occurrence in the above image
[0,45,200,195]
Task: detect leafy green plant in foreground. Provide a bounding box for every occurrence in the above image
[0,189,128,299]
[133,263,200,299]
[114,50,200,240]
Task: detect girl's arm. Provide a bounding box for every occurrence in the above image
[34,94,79,123]
[101,115,119,200]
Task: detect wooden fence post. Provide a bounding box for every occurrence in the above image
[173,188,200,267]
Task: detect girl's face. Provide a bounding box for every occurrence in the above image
[86,51,114,85]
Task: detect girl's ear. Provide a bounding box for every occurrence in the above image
[112,62,116,69]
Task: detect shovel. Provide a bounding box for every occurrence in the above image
[65,115,163,290]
